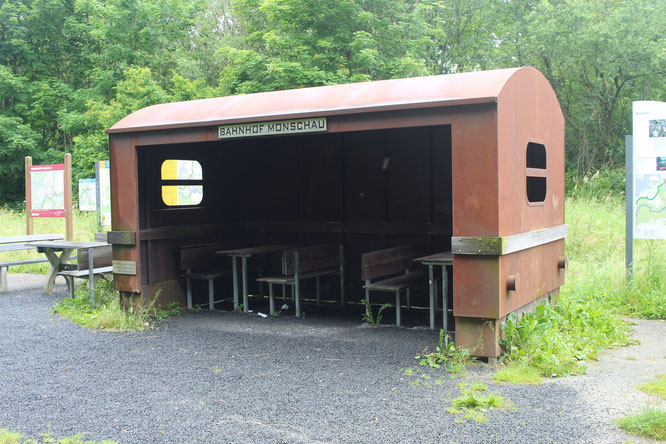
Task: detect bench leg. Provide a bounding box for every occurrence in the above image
[406,287,411,311]
[364,282,371,318]
[242,257,249,312]
[68,276,75,299]
[442,265,449,333]
[186,276,193,310]
[282,284,286,303]
[339,245,345,306]
[316,277,321,305]
[0,266,7,293]
[395,290,401,327]
[295,283,301,318]
[208,278,215,311]
[269,284,275,315]
[428,265,435,330]
[232,257,239,310]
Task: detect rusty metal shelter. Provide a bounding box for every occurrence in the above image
[106,67,567,357]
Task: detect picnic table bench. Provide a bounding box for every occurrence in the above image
[362,245,426,327]
[257,244,344,317]
[0,234,64,293]
[414,251,453,331]
[180,240,238,310]
[57,244,113,298]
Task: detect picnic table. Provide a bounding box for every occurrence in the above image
[29,241,109,295]
[217,244,299,312]
[0,234,65,293]
[414,251,453,331]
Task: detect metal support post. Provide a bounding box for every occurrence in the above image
[241,256,248,312]
[208,279,215,310]
[232,256,239,309]
[294,252,301,317]
[428,265,435,330]
[625,135,634,281]
[442,265,449,333]
[395,290,401,327]
[87,247,95,306]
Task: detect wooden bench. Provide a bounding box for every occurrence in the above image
[57,244,113,298]
[361,245,426,327]
[0,234,64,293]
[257,244,344,317]
[180,241,237,310]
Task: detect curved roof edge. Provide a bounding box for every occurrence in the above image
[108,67,529,134]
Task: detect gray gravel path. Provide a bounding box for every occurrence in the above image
[1,273,664,443]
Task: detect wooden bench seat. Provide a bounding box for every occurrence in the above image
[361,245,425,327]
[257,244,344,317]
[180,241,237,310]
[363,269,427,291]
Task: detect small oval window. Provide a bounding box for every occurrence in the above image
[160,160,203,206]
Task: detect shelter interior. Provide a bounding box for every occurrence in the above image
[136,124,453,321]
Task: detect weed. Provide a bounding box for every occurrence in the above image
[361,299,392,326]
[617,406,666,441]
[213,367,222,373]
[416,329,472,376]
[401,368,416,376]
[52,280,169,331]
[0,428,116,444]
[500,297,634,377]
[447,382,511,423]
[638,374,666,400]
[492,362,543,385]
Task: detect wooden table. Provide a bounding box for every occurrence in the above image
[414,251,453,331]
[217,244,299,312]
[29,241,109,296]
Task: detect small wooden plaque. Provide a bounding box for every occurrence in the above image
[112,260,137,275]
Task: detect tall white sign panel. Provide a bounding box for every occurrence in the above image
[632,101,666,239]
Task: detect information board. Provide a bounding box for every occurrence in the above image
[96,160,111,227]
[632,101,666,239]
[29,164,65,217]
[78,179,96,211]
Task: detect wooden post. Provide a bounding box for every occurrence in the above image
[64,153,73,241]
[25,156,33,235]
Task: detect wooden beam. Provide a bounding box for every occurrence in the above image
[107,231,137,246]
[452,224,568,255]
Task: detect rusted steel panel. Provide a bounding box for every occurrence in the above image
[108,69,521,134]
[451,105,499,237]
[497,67,566,235]
[499,239,565,317]
[109,134,141,293]
[453,255,501,319]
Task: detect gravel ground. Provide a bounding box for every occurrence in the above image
[1,273,664,443]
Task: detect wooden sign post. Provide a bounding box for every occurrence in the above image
[24,154,74,240]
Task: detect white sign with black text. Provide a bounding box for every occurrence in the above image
[218,117,327,139]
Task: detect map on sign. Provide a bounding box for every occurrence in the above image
[30,164,65,217]
[78,179,96,211]
[633,101,666,239]
[97,161,111,226]
[160,159,203,206]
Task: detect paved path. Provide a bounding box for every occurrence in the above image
[1,273,664,443]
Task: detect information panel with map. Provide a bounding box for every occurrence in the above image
[29,164,65,217]
[78,178,96,211]
[632,101,666,239]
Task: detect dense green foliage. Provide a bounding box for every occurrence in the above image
[1,0,665,203]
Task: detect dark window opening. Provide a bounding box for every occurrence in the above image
[526,142,546,169]
[526,142,546,203]
[527,177,547,202]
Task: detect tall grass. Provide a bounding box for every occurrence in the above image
[0,207,99,273]
[501,187,666,376]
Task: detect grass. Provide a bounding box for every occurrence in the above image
[0,428,116,444]
[497,188,665,379]
[638,374,666,400]
[492,362,543,385]
[361,299,393,326]
[446,382,512,423]
[0,207,99,273]
[617,407,666,441]
[52,280,178,331]
[416,329,473,376]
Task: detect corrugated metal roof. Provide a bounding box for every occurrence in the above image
[108,67,524,134]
